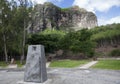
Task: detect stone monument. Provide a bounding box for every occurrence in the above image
[24,45,47,83]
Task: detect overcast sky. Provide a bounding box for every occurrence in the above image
[31,0,120,26]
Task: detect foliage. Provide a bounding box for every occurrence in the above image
[50,59,90,68]
[0,0,12,63]
[60,29,96,57]
[90,23,120,41]
[28,29,95,58]
[0,0,120,62]
[90,23,120,48]
[61,8,70,12]
[27,30,65,53]
[109,49,120,57]
[0,0,33,62]
[0,61,7,67]
[40,29,65,35]
[91,28,120,41]
[92,60,120,70]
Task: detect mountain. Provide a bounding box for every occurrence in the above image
[28,2,98,33]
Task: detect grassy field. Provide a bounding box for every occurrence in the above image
[16,61,25,67]
[0,61,8,67]
[92,60,120,70]
[0,61,25,68]
[50,59,90,68]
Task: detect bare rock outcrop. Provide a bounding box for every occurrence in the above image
[28,2,97,33]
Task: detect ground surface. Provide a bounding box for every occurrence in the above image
[0,68,120,84]
[50,60,90,68]
[92,60,120,70]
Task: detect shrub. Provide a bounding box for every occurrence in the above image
[109,49,120,57]
[27,29,96,58]
[27,30,65,53]
[60,29,96,58]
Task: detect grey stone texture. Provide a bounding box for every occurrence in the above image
[24,45,47,83]
[28,2,97,33]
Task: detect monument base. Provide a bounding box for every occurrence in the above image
[17,79,51,84]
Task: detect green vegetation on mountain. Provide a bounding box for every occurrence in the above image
[109,49,120,57]
[27,29,65,53]
[28,29,96,58]
[90,24,120,47]
[0,0,120,63]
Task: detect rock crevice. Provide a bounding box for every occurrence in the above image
[29,2,98,33]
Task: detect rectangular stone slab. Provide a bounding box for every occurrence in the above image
[24,45,47,83]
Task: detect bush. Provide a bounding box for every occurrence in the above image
[60,29,96,58]
[27,30,65,53]
[109,49,120,57]
[27,29,96,58]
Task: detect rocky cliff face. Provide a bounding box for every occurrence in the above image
[29,2,97,33]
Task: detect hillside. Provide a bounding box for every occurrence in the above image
[28,23,120,59]
[90,23,120,57]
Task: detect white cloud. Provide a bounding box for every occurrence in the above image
[48,0,63,3]
[98,18,107,26]
[98,16,120,25]
[31,0,63,4]
[31,0,48,4]
[73,0,120,12]
[106,16,120,24]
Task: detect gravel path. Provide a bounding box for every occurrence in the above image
[0,68,120,84]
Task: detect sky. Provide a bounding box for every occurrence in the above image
[31,0,120,26]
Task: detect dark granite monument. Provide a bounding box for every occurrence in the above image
[24,45,47,83]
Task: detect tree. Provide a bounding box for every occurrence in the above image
[0,0,12,63]
[60,29,95,58]
[18,0,33,64]
[0,0,33,63]
[27,30,65,53]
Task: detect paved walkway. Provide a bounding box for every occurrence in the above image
[7,64,18,68]
[46,62,50,68]
[78,61,98,69]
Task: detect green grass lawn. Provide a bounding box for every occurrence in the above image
[0,61,25,68]
[0,61,7,67]
[50,59,90,68]
[92,60,120,70]
[16,61,25,67]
